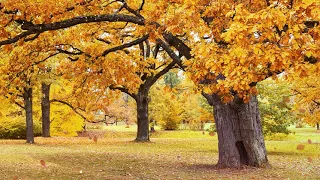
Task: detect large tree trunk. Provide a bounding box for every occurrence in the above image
[41,83,51,137]
[23,87,34,144]
[135,87,150,142]
[204,93,269,168]
[317,122,319,130]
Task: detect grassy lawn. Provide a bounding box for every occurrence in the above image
[0,128,319,179]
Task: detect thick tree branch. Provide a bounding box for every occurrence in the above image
[0,31,33,46]
[147,39,182,85]
[153,44,160,59]
[201,92,214,106]
[0,14,144,46]
[109,85,137,100]
[145,40,150,58]
[163,33,192,59]
[101,35,149,56]
[156,39,185,70]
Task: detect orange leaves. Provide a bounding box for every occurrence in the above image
[93,135,98,143]
[2,44,13,53]
[40,160,46,167]
[296,144,305,150]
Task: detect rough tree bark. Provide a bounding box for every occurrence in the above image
[135,85,150,142]
[23,87,34,144]
[204,93,269,168]
[41,83,51,137]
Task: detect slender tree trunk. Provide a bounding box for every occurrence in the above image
[23,87,34,144]
[41,83,51,137]
[317,122,319,130]
[204,93,269,168]
[135,87,150,142]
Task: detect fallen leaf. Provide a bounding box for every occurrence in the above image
[307,139,312,144]
[297,144,305,150]
[93,136,98,143]
[40,160,46,167]
[307,157,312,162]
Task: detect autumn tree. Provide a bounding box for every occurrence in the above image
[103,93,136,125]
[183,1,319,168]
[258,78,297,135]
[0,39,62,143]
[290,63,320,130]
[37,60,57,137]
[149,83,183,130]
[149,76,213,130]
[164,71,181,89]
[0,0,319,167]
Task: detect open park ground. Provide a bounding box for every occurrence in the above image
[0,127,319,180]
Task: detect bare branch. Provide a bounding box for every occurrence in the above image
[96,38,111,44]
[138,0,145,11]
[56,44,92,58]
[50,99,88,121]
[4,95,24,109]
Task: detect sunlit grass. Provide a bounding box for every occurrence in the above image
[0,127,319,179]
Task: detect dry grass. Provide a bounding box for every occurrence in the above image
[0,128,319,179]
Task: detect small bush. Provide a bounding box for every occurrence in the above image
[0,117,41,139]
